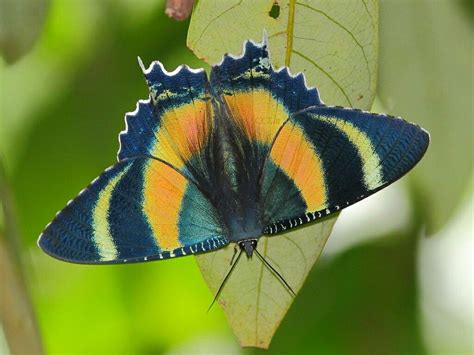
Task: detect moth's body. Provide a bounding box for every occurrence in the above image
[198,96,265,244]
[38,36,429,267]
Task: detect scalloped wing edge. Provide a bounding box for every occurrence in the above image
[118,31,325,161]
[211,30,323,105]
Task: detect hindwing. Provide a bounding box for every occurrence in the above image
[261,106,430,234]
[39,157,228,264]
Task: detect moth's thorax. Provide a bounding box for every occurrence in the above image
[225,205,262,242]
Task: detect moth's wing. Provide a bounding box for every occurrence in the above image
[38,157,228,264]
[260,106,430,234]
[209,36,321,170]
[118,60,213,183]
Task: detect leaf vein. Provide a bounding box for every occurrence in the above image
[192,0,243,48]
[285,0,296,66]
[255,238,268,340]
[292,49,353,106]
[296,1,372,86]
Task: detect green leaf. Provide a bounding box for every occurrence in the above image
[187,0,378,108]
[187,0,378,348]
[378,0,473,233]
[198,219,337,348]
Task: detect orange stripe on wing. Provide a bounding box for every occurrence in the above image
[143,160,187,251]
[270,122,327,211]
[223,89,288,145]
[151,100,211,169]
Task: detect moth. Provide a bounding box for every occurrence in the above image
[39,35,429,297]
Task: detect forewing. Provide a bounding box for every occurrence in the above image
[38,157,228,264]
[118,61,213,183]
[261,106,430,234]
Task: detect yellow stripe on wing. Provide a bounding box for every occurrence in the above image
[317,116,383,190]
[92,166,131,261]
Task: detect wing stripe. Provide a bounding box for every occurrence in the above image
[143,159,186,250]
[296,114,366,205]
[223,90,288,145]
[108,161,159,258]
[149,101,209,169]
[316,116,383,190]
[92,165,131,260]
[269,121,327,211]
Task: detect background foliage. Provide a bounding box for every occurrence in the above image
[0,0,472,354]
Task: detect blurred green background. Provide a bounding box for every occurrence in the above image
[0,0,472,354]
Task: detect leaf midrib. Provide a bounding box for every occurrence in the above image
[284,0,296,66]
[255,237,268,342]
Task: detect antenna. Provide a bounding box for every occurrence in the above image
[207,249,243,312]
[254,248,296,297]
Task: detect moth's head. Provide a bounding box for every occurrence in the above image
[238,239,258,258]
